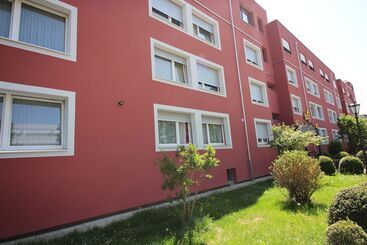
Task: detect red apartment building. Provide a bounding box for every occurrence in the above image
[0,0,356,241]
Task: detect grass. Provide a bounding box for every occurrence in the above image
[25,174,366,245]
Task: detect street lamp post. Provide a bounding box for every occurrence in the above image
[349,102,367,166]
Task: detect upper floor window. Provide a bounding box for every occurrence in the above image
[193,15,214,44]
[325,73,329,81]
[240,7,254,26]
[152,0,183,27]
[0,81,75,159]
[300,53,307,65]
[324,89,335,105]
[291,95,303,115]
[309,102,324,120]
[282,38,291,53]
[154,47,187,84]
[249,78,268,107]
[319,69,325,78]
[318,128,329,144]
[286,66,298,87]
[202,116,226,146]
[328,109,338,124]
[254,119,272,147]
[244,39,263,70]
[336,97,342,109]
[308,60,315,71]
[0,0,77,61]
[151,38,226,96]
[305,77,320,97]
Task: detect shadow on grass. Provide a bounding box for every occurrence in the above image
[280,200,328,216]
[26,180,273,245]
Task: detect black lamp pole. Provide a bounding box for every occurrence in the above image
[349,102,367,166]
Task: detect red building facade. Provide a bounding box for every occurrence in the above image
[0,0,356,240]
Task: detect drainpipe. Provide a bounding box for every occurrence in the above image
[228,0,253,180]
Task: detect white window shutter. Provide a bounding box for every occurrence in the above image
[251,83,263,102]
[152,0,183,22]
[193,15,213,33]
[197,63,219,88]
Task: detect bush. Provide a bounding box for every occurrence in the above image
[329,140,343,157]
[356,150,367,164]
[334,151,350,160]
[328,182,367,231]
[327,220,367,245]
[339,156,365,175]
[319,152,331,158]
[271,151,323,204]
[319,156,336,175]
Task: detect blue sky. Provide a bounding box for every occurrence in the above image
[256,0,367,114]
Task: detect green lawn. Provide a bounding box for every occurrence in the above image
[27,175,366,245]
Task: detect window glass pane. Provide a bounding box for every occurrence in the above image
[19,3,66,52]
[155,55,172,80]
[152,0,183,26]
[256,122,269,143]
[0,0,12,38]
[178,122,191,144]
[197,63,219,91]
[0,97,3,130]
[202,123,208,144]
[209,124,224,144]
[174,62,186,83]
[158,120,176,144]
[250,83,264,103]
[245,46,258,65]
[11,98,62,146]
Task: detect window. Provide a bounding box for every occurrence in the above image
[308,60,314,71]
[240,7,254,26]
[0,81,75,158]
[320,69,325,78]
[257,18,263,32]
[151,39,226,96]
[202,116,225,145]
[254,119,272,147]
[332,130,340,141]
[154,48,187,84]
[282,38,291,53]
[193,15,215,44]
[152,0,183,27]
[324,89,335,105]
[154,104,232,151]
[305,77,320,97]
[336,97,342,109]
[286,66,298,86]
[249,78,268,106]
[318,128,329,144]
[333,80,337,88]
[325,74,329,81]
[197,63,220,92]
[0,0,77,61]
[291,95,302,115]
[244,39,263,70]
[328,109,338,124]
[300,53,307,65]
[309,102,324,120]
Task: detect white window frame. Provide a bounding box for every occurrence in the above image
[328,109,338,124]
[0,0,77,61]
[325,73,329,81]
[286,65,298,87]
[254,118,272,148]
[148,0,221,50]
[0,81,75,158]
[324,89,335,105]
[319,69,324,78]
[151,38,226,97]
[300,53,307,64]
[305,77,320,97]
[154,104,232,151]
[202,117,226,147]
[309,102,324,121]
[318,128,329,145]
[281,38,291,53]
[291,94,303,115]
[308,60,314,70]
[244,39,263,70]
[249,77,268,107]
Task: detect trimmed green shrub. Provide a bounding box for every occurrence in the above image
[339,156,365,175]
[319,152,331,158]
[329,140,343,157]
[327,220,367,245]
[271,151,323,204]
[319,156,336,175]
[334,151,350,160]
[328,182,367,231]
[356,150,367,164]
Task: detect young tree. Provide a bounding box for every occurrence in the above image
[270,123,323,154]
[337,115,367,154]
[157,144,220,224]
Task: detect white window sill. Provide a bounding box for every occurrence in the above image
[152,78,226,97]
[246,60,263,71]
[0,36,76,62]
[156,144,232,152]
[257,144,271,148]
[0,149,74,159]
[251,101,269,107]
[293,111,303,116]
[289,82,298,88]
